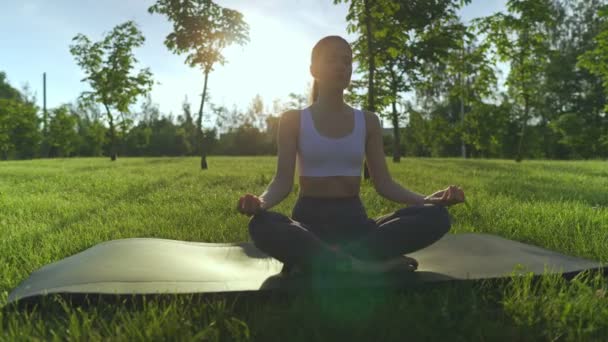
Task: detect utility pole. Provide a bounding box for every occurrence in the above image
[43,72,47,133]
[460,38,467,159]
[42,72,49,158]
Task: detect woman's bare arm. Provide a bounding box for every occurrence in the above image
[258,110,298,210]
[364,112,427,206]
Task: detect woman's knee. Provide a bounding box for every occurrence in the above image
[391,204,451,232]
[427,204,451,234]
[248,211,290,240]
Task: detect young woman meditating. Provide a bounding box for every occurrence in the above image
[237,35,465,275]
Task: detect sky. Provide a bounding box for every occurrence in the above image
[1,0,507,125]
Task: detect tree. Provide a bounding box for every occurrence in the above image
[179,95,199,155]
[415,22,498,158]
[377,1,471,162]
[245,94,266,130]
[69,98,107,157]
[336,0,471,173]
[0,99,40,160]
[334,0,381,179]
[578,5,608,114]
[47,106,79,157]
[70,20,154,161]
[0,74,40,160]
[475,0,556,162]
[149,0,249,169]
[0,72,22,101]
[541,0,608,158]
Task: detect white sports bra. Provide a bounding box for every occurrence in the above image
[297,107,366,177]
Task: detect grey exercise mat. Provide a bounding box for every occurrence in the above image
[8,233,605,303]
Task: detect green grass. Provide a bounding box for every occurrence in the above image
[1,156,607,341]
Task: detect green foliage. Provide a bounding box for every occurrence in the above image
[70,21,153,116]
[0,98,40,160]
[336,0,471,161]
[5,1,608,161]
[0,72,22,101]
[578,6,608,112]
[0,75,40,159]
[149,0,249,134]
[47,106,79,157]
[148,0,249,73]
[69,20,154,160]
[462,102,511,158]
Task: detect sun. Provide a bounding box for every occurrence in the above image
[210,10,314,110]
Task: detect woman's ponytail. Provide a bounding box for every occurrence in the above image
[311,80,319,104]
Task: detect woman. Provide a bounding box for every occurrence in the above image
[237,35,465,275]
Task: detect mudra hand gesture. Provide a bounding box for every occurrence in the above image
[425,185,465,206]
[237,194,265,216]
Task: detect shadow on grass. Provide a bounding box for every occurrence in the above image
[4,269,608,341]
[0,277,572,341]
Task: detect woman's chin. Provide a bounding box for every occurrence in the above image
[328,82,350,92]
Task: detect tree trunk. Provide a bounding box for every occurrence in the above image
[460,87,466,159]
[516,28,529,163]
[41,72,49,158]
[363,0,374,180]
[104,104,117,161]
[391,100,401,163]
[516,94,529,163]
[460,40,467,159]
[198,71,210,170]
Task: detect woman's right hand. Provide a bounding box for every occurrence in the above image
[237,194,265,216]
[424,185,465,206]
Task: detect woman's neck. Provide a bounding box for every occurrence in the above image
[314,87,348,114]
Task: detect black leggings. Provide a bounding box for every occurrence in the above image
[248,196,451,270]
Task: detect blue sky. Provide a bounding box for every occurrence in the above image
[1,0,506,124]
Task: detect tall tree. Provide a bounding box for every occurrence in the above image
[70,20,154,161]
[578,5,608,112]
[475,0,556,162]
[542,0,608,158]
[149,0,249,169]
[378,1,471,162]
[334,0,379,179]
[336,0,470,172]
[415,22,498,158]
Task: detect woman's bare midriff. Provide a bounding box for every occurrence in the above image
[298,175,361,198]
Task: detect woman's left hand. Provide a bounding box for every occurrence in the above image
[425,185,465,206]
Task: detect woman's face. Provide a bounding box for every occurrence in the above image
[312,40,353,90]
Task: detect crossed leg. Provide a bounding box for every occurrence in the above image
[248,204,451,273]
[342,204,452,261]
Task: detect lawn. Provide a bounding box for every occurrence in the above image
[1,157,607,341]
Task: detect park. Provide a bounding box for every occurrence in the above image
[1,0,608,340]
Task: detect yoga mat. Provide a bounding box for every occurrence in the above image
[8,233,605,303]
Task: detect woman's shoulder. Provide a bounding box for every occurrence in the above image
[278,109,303,132]
[347,106,377,118]
[280,109,302,121]
[354,108,381,127]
